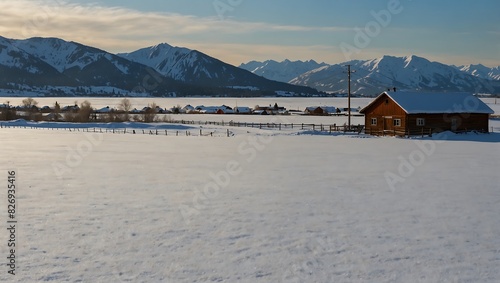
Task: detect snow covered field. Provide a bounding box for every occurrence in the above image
[1,117,499,282]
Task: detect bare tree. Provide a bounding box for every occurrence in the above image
[143,102,157,123]
[78,100,93,122]
[53,101,61,121]
[118,98,132,121]
[22,97,39,120]
[0,101,16,121]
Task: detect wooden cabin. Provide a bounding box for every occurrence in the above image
[359,92,494,136]
[304,107,324,115]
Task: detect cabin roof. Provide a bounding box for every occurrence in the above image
[360,91,494,114]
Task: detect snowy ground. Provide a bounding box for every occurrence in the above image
[1,117,499,282]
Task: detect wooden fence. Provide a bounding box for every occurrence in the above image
[166,119,364,133]
[0,124,232,137]
[0,119,366,136]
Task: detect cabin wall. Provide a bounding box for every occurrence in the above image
[363,93,407,135]
[407,113,490,133]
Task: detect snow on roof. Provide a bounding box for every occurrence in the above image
[361,91,494,114]
[96,106,112,113]
[305,106,337,112]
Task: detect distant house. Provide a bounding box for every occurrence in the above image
[234,106,252,114]
[62,105,79,112]
[360,91,494,136]
[96,106,113,113]
[253,104,286,115]
[43,112,63,121]
[304,106,337,115]
[304,107,324,115]
[183,105,195,113]
[196,105,234,114]
[40,106,52,113]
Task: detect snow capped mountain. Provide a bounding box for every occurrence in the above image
[457,64,500,81]
[3,35,498,97]
[289,55,500,95]
[0,36,76,86]
[0,36,319,96]
[12,37,136,75]
[119,44,318,93]
[117,43,191,80]
[0,35,185,92]
[119,44,226,83]
[239,59,328,83]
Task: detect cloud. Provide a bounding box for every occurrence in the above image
[1,1,497,67]
[0,0,347,56]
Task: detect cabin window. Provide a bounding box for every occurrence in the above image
[416,118,425,126]
[393,119,401,127]
[371,118,377,125]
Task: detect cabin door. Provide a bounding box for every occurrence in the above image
[383,116,393,133]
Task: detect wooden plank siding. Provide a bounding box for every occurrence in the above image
[363,93,407,135]
[407,113,489,133]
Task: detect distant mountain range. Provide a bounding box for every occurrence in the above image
[239,59,328,83]
[0,36,318,97]
[456,64,500,81]
[241,56,500,95]
[2,35,499,97]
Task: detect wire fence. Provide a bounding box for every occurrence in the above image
[0,124,232,137]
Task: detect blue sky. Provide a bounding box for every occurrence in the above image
[1,0,499,66]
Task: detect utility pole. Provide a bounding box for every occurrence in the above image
[344,65,355,129]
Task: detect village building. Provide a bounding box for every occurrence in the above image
[234,106,252,114]
[195,105,234,114]
[253,103,287,115]
[304,106,325,115]
[304,106,337,115]
[360,91,494,136]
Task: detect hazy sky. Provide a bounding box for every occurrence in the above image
[1,0,499,66]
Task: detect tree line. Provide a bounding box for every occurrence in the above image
[0,98,165,123]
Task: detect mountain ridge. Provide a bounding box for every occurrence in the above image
[239,59,328,83]
[243,55,500,95]
[0,35,319,97]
